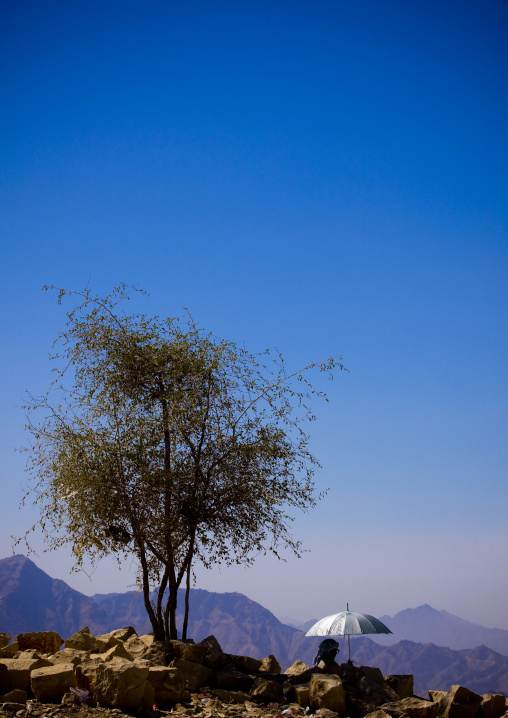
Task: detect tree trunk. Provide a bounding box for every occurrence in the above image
[182,558,192,640]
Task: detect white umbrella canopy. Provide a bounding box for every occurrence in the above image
[305,605,392,662]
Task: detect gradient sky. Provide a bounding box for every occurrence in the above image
[1,0,507,630]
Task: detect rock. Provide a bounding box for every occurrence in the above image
[293,682,310,707]
[61,691,80,706]
[0,690,28,704]
[167,640,208,665]
[146,666,191,705]
[65,627,98,653]
[249,677,283,702]
[0,662,8,693]
[198,636,226,669]
[382,697,440,718]
[0,634,11,649]
[0,658,52,692]
[213,668,254,692]
[0,640,19,655]
[139,634,155,647]
[101,643,133,662]
[96,628,137,652]
[317,710,340,718]
[17,632,63,655]
[309,673,346,715]
[259,655,281,674]
[169,657,212,692]
[285,660,311,676]
[31,663,77,701]
[94,659,149,708]
[384,675,414,699]
[430,691,448,703]
[48,648,91,666]
[481,694,507,718]
[123,635,151,660]
[365,711,393,718]
[227,654,262,673]
[212,688,253,704]
[438,685,483,718]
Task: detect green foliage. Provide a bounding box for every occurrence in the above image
[20,284,346,639]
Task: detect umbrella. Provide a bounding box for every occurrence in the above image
[305,603,392,662]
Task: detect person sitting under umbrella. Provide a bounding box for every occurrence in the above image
[313,638,341,673]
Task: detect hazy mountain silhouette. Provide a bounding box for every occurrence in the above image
[372,604,508,655]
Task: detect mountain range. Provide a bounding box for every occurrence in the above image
[1,554,508,697]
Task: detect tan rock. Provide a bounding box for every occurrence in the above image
[0,634,11,649]
[384,674,414,698]
[229,654,262,673]
[31,662,77,701]
[197,635,225,668]
[139,634,155,647]
[285,660,311,676]
[146,665,191,705]
[309,673,346,715]
[293,682,310,707]
[249,677,283,702]
[124,635,151,660]
[94,659,149,708]
[382,697,440,718]
[168,640,208,665]
[48,647,91,666]
[96,627,137,652]
[102,643,133,662]
[259,654,281,674]
[169,656,212,692]
[0,640,19,655]
[430,691,448,703]
[0,657,52,692]
[1,701,27,711]
[482,694,507,718]
[17,631,63,655]
[439,685,482,718]
[0,689,28,704]
[65,627,98,652]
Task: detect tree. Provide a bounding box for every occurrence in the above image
[20,285,345,640]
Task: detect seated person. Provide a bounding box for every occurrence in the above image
[313,638,341,673]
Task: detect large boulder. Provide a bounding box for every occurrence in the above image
[481,694,507,718]
[0,657,52,692]
[96,627,137,652]
[31,663,77,701]
[124,635,152,660]
[250,677,283,702]
[94,659,149,708]
[49,648,91,666]
[146,666,191,705]
[17,632,63,655]
[259,655,281,674]
[1,689,28,704]
[309,673,346,715]
[198,635,226,669]
[285,661,311,677]
[167,640,208,665]
[384,675,414,699]
[0,634,11,649]
[213,668,255,692]
[294,682,311,707]
[382,697,440,718]
[438,685,483,718]
[169,657,212,692]
[101,643,133,662]
[65,627,98,653]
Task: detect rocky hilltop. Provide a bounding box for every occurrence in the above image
[1,624,507,718]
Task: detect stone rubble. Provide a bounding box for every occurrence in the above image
[0,627,505,718]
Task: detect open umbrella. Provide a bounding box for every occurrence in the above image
[305,604,392,662]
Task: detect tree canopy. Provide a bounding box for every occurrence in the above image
[20,285,346,639]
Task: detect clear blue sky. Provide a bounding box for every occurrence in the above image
[1,0,507,629]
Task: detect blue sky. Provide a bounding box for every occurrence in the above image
[1,0,507,629]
